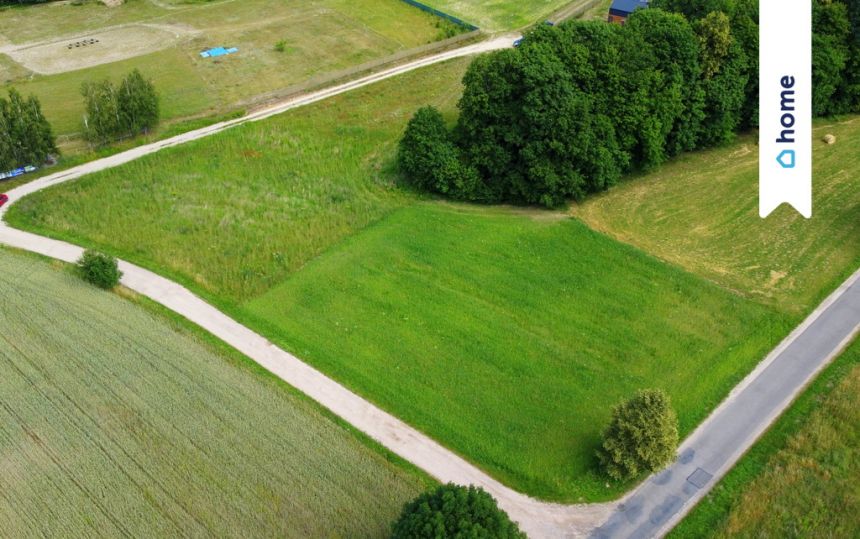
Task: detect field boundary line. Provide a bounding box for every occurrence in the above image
[548,0,604,23]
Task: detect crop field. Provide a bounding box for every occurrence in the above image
[0,0,455,140]
[573,117,860,316]
[7,58,472,301]
[0,248,425,537]
[672,338,860,538]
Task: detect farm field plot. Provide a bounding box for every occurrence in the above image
[242,203,788,501]
[573,116,860,316]
[0,248,425,537]
[7,58,472,301]
[672,337,860,538]
[0,0,455,140]
[5,56,814,503]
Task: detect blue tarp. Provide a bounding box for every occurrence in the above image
[0,165,37,181]
[200,47,239,58]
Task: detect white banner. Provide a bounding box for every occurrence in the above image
[759,0,812,218]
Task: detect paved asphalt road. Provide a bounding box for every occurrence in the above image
[593,268,860,538]
[2,32,859,538]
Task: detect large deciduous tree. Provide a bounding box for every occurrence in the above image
[0,88,56,171]
[812,0,851,115]
[695,11,749,146]
[625,9,704,158]
[391,484,525,539]
[597,389,679,481]
[118,69,159,136]
[82,70,159,145]
[397,1,860,209]
[398,105,479,199]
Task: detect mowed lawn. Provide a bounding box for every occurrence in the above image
[0,249,426,537]
[573,116,860,316]
[0,0,452,139]
[7,58,471,302]
[244,204,788,501]
[673,338,860,538]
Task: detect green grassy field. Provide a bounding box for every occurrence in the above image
[0,247,427,537]
[573,117,860,316]
[0,0,453,142]
[420,0,576,30]
[9,56,858,503]
[4,50,213,138]
[671,337,860,538]
[242,203,787,500]
[7,58,471,301]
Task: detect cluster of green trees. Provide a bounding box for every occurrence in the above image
[0,89,56,172]
[390,484,524,538]
[656,0,860,117]
[400,0,860,208]
[82,69,159,145]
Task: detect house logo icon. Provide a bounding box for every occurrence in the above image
[776,149,796,169]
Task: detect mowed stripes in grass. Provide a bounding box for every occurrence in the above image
[573,116,860,316]
[0,248,425,537]
[243,203,789,501]
[7,58,472,302]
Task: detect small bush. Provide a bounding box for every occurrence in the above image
[597,388,679,481]
[77,249,122,289]
[274,40,287,53]
[391,483,525,539]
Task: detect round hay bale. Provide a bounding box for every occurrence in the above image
[823,134,836,145]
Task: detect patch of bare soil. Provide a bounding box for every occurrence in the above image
[4,23,197,75]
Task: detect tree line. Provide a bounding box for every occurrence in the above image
[0,69,159,173]
[399,0,860,208]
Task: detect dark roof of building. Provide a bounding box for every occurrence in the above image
[609,0,649,15]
